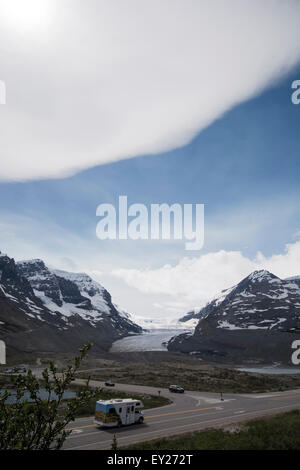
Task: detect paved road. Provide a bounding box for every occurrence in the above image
[63,379,300,450]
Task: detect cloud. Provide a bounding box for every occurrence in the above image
[112,241,300,311]
[0,0,300,181]
[57,257,78,271]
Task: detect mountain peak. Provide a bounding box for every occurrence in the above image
[17,258,46,268]
[246,269,277,283]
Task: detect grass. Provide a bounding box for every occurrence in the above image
[3,350,300,394]
[124,409,300,450]
[77,361,300,394]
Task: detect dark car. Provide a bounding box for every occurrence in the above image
[105,380,115,387]
[169,385,184,393]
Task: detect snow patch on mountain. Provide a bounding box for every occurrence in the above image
[248,270,275,283]
[52,269,111,314]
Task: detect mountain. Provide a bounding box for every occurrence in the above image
[168,270,300,365]
[179,309,206,325]
[0,251,142,358]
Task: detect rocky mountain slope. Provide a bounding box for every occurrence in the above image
[0,251,142,358]
[168,270,300,365]
[178,310,205,327]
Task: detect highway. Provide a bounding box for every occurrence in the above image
[63,379,300,450]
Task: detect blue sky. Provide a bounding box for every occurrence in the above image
[1,69,299,257]
[0,69,300,322]
[1,1,300,324]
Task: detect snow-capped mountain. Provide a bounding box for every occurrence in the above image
[169,270,300,364]
[0,251,142,357]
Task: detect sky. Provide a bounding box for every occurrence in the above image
[0,1,300,325]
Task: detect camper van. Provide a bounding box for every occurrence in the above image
[94,398,144,427]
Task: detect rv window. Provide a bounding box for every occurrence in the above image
[131,406,134,412]
[127,407,130,413]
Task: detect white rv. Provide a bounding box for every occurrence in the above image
[94,398,144,427]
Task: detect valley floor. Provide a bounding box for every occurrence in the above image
[2,349,300,450]
[76,351,300,394]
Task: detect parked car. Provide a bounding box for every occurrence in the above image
[105,380,115,387]
[169,385,184,393]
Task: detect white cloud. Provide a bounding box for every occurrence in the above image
[112,241,300,312]
[0,0,300,180]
